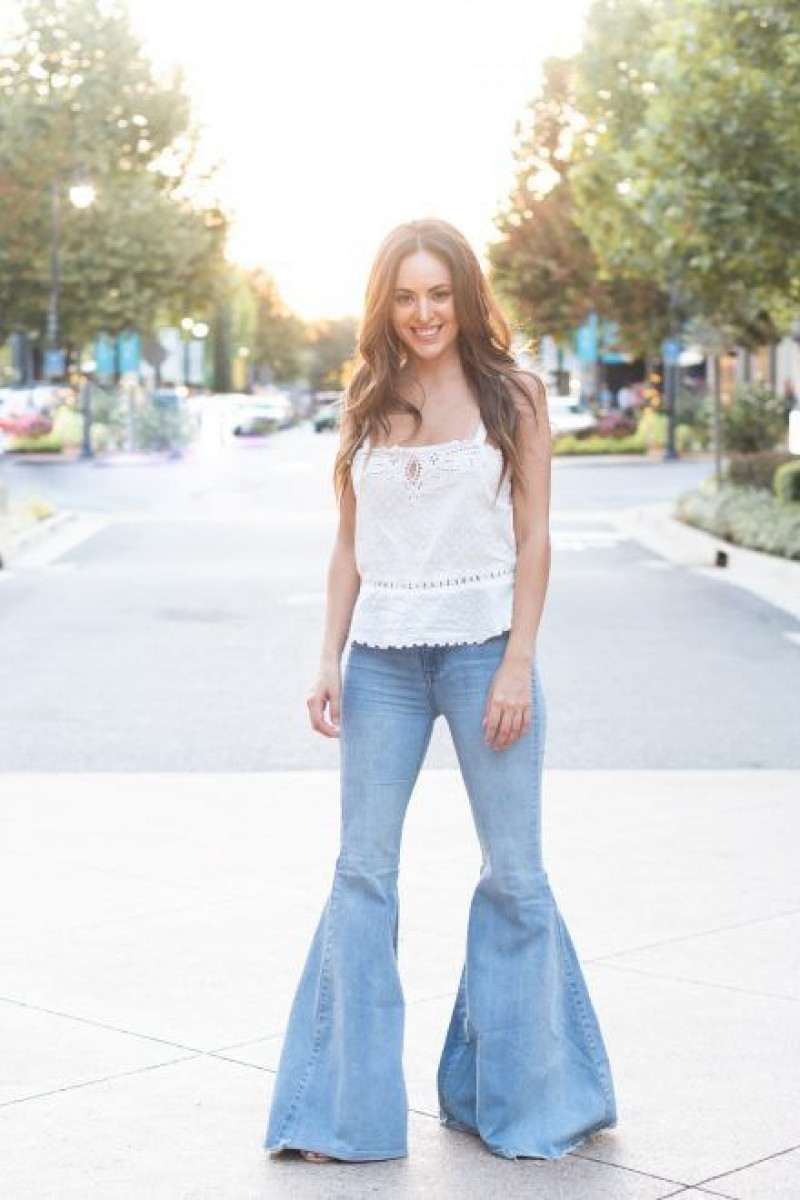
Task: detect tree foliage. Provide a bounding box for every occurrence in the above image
[0,0,227,346]
[491,59,599,343]
[305,318,358,391]
[490,55,668,355]
[572,0,800,346]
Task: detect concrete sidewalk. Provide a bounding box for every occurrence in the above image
[1,769,798,1198]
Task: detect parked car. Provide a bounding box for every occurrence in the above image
[547,397,596,437]
[0,383,68,415]
[313,398,341,432]
[231,391,292,437]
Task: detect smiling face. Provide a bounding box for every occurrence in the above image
[390,249,459,363]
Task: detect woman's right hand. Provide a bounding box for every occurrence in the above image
[306,661,342,738]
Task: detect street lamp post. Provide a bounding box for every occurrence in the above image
[46,182,60,375]
[46,174,96,381]
[662,281,682,462]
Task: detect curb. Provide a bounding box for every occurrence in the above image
[616,501,800,622]
[0,509,77,569]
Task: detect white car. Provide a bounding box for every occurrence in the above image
[230,391,293,437]
[547,397,596,438]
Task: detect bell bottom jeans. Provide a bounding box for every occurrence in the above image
[264,632,617,1161]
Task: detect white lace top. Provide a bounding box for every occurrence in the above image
[348,415,517,648]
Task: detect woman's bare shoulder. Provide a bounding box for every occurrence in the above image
[508,367,546,402]
[506,369,548,429]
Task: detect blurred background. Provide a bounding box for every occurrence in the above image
[0,0,798,763]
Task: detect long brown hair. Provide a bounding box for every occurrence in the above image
[333,217,542,503]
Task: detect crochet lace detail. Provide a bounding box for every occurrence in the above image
[357,434,485,505]
[349,416,518,649]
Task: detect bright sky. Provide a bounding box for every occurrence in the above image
[141,1,592,318]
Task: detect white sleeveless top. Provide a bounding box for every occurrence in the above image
[348,415,517,648]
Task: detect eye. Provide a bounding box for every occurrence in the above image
[432,289,451,301]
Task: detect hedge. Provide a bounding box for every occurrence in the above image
[553,434,646,455]
[676,483,800,561]
[774,460,800,506]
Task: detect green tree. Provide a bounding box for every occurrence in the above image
[213,263,310,390]
[491,55,668,359]
[491,59,600,344]
[573,0,800,346]
[305,318,358,392]
[0,0,227,351]
[248,269,307,383]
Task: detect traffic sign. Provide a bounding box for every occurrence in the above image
[661,337,681,365]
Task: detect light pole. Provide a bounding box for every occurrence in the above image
[662,280,682,462]
[46,174,96,381]
[79,358,97,460]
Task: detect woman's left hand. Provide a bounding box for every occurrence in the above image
[482,656,533,751]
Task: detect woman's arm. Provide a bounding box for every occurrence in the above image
[319,473,361,667]
[505,371,552,667]
[483,371,552,751]
[308,416,362,738]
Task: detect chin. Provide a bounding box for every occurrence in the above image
[402,331,458,360]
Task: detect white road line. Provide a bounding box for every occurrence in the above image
[552,530,629,552]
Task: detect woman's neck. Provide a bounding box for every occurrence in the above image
[399,346,467,401]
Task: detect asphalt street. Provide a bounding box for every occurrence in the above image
[0,423,797,770]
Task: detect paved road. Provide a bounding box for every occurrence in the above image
[0,425,797,770]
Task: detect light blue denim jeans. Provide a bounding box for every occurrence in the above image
[264,632,617,1161]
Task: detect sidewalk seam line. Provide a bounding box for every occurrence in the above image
[591,961,800,1004]
[587,905,800,963]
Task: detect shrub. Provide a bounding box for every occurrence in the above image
[676,424,698,452]
[90,422,112,453]
[86,385,128,449]
[637,408,668,449]
[553,433,645,455]
[590,411,638,439]
[726,450,794,491]
[676,394,712,448]
[6,431,64,452]
[720,383,787,453]
[774,459,800,506]
[132,398,194,452]
[676,483,800,560]
[51,405,84,448]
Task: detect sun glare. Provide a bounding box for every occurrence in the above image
[130,0,590,318]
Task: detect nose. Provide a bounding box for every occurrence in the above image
[417,296,431,322]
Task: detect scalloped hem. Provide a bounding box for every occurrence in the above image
[349,627,511,650]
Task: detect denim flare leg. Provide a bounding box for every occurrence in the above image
[264,632,617,1161]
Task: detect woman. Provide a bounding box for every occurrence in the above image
[264,217,617,1163]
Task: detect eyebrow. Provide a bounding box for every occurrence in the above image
[394,284,451,294]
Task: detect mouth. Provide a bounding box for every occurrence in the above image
[410,324,443,342]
